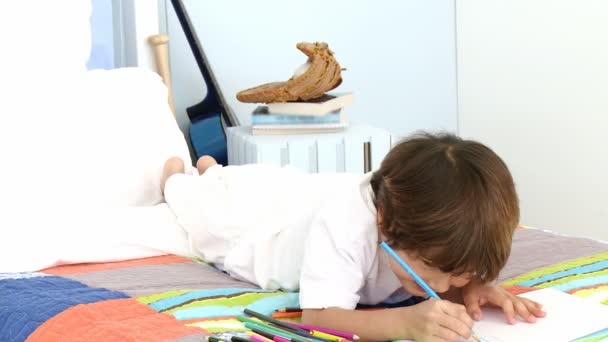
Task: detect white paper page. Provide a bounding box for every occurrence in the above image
[461,288,608,342]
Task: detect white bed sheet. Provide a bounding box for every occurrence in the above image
[0,203,192,273]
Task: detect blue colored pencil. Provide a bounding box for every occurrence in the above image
[380,241,483,342]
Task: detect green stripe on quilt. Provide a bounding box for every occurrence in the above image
[137,289,192,305]
[502,251,608,286]
[163,291,285,314]
[533,269,608,289]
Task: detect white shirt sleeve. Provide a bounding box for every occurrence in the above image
[298,212,372,310]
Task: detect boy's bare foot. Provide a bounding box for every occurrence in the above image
[161,157,185,194]
[196,155,218,175]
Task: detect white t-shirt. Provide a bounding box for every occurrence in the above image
[164,164,411,310]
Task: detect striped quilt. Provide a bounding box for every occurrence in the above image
[1,229,607,341]
[0,255,296,342]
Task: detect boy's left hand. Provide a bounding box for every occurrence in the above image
[462,281,546,324]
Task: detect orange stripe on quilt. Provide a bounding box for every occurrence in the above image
[503,285,536,296]
[569,284,608,296]
[26,298,201,341]
[41,255,191,275]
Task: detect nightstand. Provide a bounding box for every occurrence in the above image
[226,123,393,174]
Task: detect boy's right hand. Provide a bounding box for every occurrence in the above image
[401,298,474,341]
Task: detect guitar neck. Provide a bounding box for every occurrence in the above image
[171,0,239,127]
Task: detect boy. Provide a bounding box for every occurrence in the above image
[161,132,545,341]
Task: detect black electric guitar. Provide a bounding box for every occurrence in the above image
[171,0,238,166]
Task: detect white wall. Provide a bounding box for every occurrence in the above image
[456,0,608,240]
[164,0,458,138]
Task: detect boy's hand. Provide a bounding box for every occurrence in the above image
[462,281,546,324]
[402,298,474,341]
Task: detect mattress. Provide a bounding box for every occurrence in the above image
[1,228,607,342]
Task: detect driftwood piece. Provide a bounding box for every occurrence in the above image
[236,42,343,104]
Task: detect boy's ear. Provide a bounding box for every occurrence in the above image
[377,207,384,228]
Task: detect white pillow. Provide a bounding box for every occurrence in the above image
[1,68,190,209]
[66,67,193,207]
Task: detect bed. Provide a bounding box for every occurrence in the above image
[2,227,607,341]
[2,3,607,342]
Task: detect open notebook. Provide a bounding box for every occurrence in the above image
[398,288,608,342]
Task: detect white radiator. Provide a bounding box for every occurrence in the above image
[226,123,392,174]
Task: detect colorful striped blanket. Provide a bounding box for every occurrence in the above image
[501,251,608,342]
[1,229,607,341]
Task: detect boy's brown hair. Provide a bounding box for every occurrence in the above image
[371,131,519,282]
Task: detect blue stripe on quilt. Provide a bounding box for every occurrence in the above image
[519,260,608,287]
[574,328,608,342]
[171,292,300,320]
[0,276,128,342]
[149,288,271,312]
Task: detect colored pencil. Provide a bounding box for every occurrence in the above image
[380,241,482,342]
[231,337,253,342]
[243,322,310,342]
[277,307,302,313]
[244,309,310,335]
[250,329,276,340]
[273,336,291,342]
[247,332,274,342]
[208,337,227,342]
[309,330,347,342]
[271,311,302,319]
[237,314,262,325]
[251,327,302,342]
[287,322,359,341]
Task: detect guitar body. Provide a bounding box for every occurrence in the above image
[171,0,239,165]
[189,114,228,166]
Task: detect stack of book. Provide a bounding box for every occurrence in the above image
[250,93,353,135]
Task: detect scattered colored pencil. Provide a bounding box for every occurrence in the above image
[243,309,310,335]
[251,327,304,342]
[208,337,227,342]
[309,330,347,342]
[247,332,274,342]
[277,307,302,313]
[231,336,253,342]
[250,328,276,340]
[271,311,303,319]
[243,322,309,342]
[287,322,359,341]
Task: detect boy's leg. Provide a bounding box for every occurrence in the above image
[196,155,218,175]
[161,156,185,194]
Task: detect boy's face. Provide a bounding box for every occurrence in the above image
[387,249,473,296]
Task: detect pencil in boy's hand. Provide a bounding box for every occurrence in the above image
[380,241,484,342]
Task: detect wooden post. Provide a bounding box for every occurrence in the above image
[148,34,176,117]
